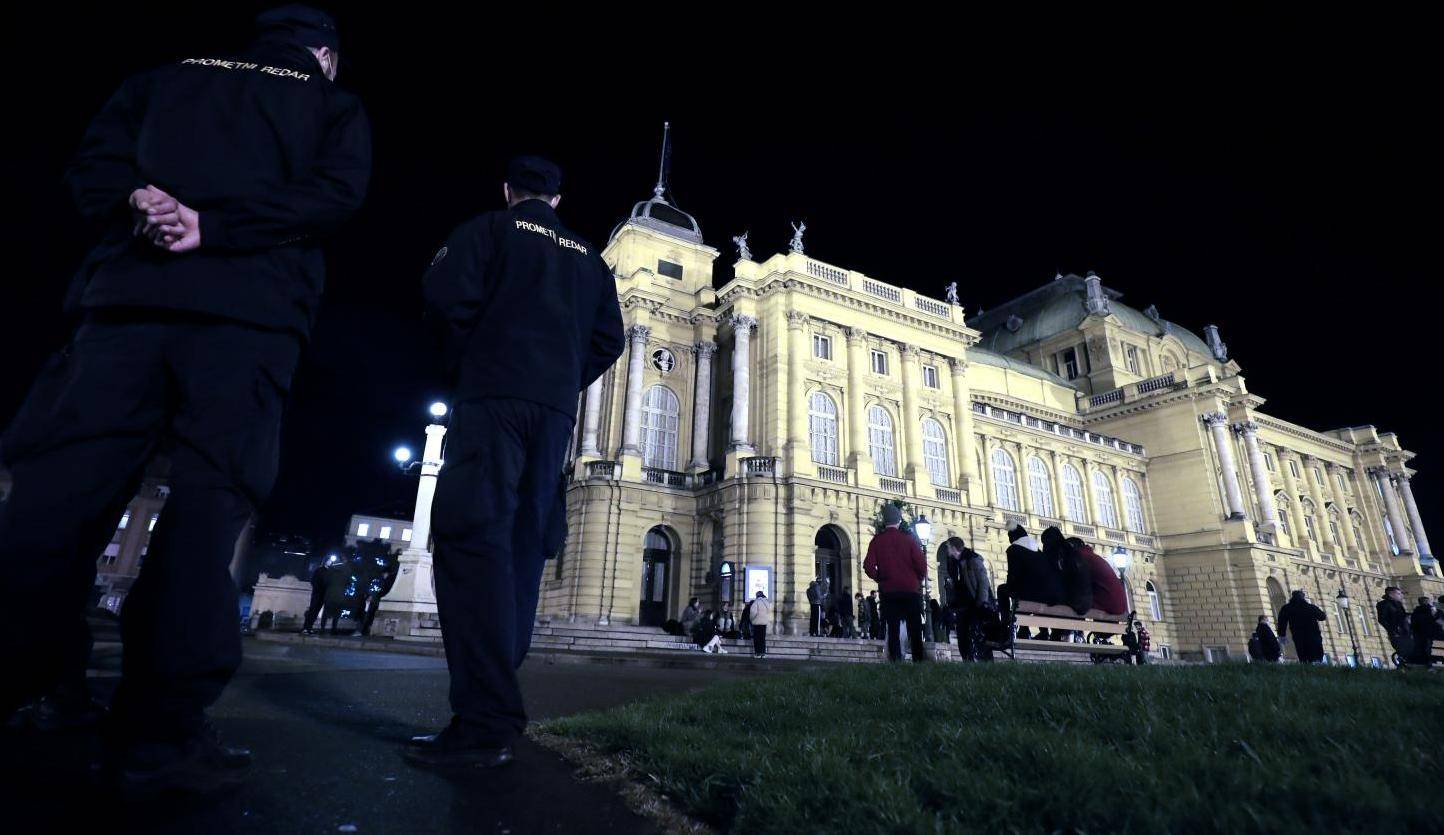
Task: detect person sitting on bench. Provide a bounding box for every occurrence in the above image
[998,525,1062,638]
[1069,537,1129,616]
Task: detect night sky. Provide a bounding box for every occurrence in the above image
[3,8,1437,548]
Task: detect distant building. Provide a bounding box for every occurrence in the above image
[346,514,413,550]
[95,459,171,611]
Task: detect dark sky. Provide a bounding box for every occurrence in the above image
[3,9,1438,547]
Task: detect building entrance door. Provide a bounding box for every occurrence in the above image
[813,527,848,631]
[640,527,672,627]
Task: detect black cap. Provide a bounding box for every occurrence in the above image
[256,4,340,51]
[506,156,562,196]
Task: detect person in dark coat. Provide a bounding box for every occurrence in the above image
[1278,589,1326,663]
[1001,525,1063,609]
[863,504,928,662]
[302,559,331,634]
[1376,586,1414,663]
[0,5,370,793]
[358,548,399,636]
[866,592,881,641]
[944,537,995,662]
[1249,616,1282,662]
[838,590,855,639]
[806,579,823,636]
[1410,598,1442,666]
[1070,537,1129,616]
[319,556,354,636]
[1045,527,1092,616]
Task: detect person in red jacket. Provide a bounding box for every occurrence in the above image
[1067,537,1129,616]
[863,504,928,662]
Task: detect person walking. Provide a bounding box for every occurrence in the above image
[0,5,370,795]
[1278,589,1327,664]
[302,557,335,635]
[358,550,399,637]
[1411,597,1442,666]
[1377,586,1414,664]
[807,579,823,637]
[863,504,928,663]
[1249,616,1282,663]
[854,591,870,639]
[749,591,772,658]
[407,155,625,770]
[944,537,995,662]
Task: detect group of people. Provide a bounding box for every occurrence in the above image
[1247,587,1444,667]
[300,545,399,637]
[2,4,630,792]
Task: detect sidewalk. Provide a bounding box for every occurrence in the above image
[2,637,759,834]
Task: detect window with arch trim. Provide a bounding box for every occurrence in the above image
[992,449,1021,512]
[641,385,680,470]
[808,392,840,466]
[868,405,898,477]
[921,418,950,487]
[1145,580,1163,621]
[1121,476,1145,532]
[1327,507,1342,547]
[1027,457,1055,518]
[1061,464,1087,523]
[1383,517,1400,555]
[1350,512,1366,553]
[1301,499,1318,543]
[1275,495,1292,541]
[1093,470,1119,529]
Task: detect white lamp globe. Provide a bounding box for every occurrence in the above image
[429,402,449,418]
[393,446,413,464]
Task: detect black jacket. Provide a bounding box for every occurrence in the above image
[423,199,625,417]
[64,35,371,336]
[1377,598,1410,639]
[1278,599,1326,658]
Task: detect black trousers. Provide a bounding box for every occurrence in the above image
[880,592,927,662]
[430,398,571,746]
[752,625,767,656]
[303,585,325,631]
[0,312,297,736]
[809,603,821,635]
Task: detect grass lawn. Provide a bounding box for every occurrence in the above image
[540,663,1444,834]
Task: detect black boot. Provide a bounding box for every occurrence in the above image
[5,687,109,734]
[404,718,514,769]
[115,721,252,800]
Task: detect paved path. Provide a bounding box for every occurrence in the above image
[2,638,757,834]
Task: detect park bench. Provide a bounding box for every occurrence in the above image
[1394,638,1444,670]
[996,600,1131,664]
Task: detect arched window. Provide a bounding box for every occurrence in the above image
[1145,580,1163,621]
[1093,470,1119,529]
[1350,511,1366,553]
[991,449,1021,512]
[641,385,680,470]
[1061,464,1086,523]
[1027,457,1055,518]
[868,405,897,477]
[1122,476,1145,532]
[1301,499,1317,543]
[921,418,950,487]
[808,392,840,466]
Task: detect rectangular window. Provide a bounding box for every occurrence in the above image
[657,260,684,279]
[870,350,889,375]
[1264,452,1275,472]
[148,514,159,532]
[922,365,939,389]
[1061,348,1079,380]
[402,528,413,542]
[100,542,121,565]
[1314,467,1324,486]
[1337,473,1348,493]
[1124,345,1141,374]
[1288,460,1300,480]
[357,523,369,537]
[379,526,392,540]
[813,334,832,360]
[118,512,131,530]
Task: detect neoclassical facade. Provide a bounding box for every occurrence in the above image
[538,185,1439,663]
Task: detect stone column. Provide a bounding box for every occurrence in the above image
[1325,464,1357,551]
[408,423,447,556]
[728,314,756,452]
[900,344,926,483]
[1048,451,1067,520]
[1109,465,1128,531]
[1279,453,1310,546]
[1015,442,1033,514]
[1302,457,1338,551]
[580,377,604,457]
[949,358,980,500]
[1396,474,1434,560]
[1202,412,1247,520]
[1372,468,1413,555]
[1233,421,1277,531]
[786,312,810,467]
[619,325,650,457]
[382,422,447,624]
[846,328,871,470]
[688,341,716,471]
[1079,461,1097,525]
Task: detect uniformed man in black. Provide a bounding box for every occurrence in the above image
[0,5,370,795]
[408,157,624,768]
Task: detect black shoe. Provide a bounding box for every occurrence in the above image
[5,691,108,734]
[404,719,514,769]
[116,722,252,800]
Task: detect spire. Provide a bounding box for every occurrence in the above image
[653,121,672,201]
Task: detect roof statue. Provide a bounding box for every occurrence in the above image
[732,231,751,261]
[789,221,806,255]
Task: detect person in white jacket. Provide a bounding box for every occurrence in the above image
[749,592,773,658]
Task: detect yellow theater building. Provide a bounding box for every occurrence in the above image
[537,176,1439,664]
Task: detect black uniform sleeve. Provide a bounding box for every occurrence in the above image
[199,96,372,251]
[65,74,148,227]
[421,217,495,378]
[582,260,625,388]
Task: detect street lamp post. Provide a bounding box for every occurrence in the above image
[1110,546,1138,661]
[914,513,933,643]
[1337,584,1362,667]
[374,402,450,636]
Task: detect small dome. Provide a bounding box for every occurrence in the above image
[611,195,704,244]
